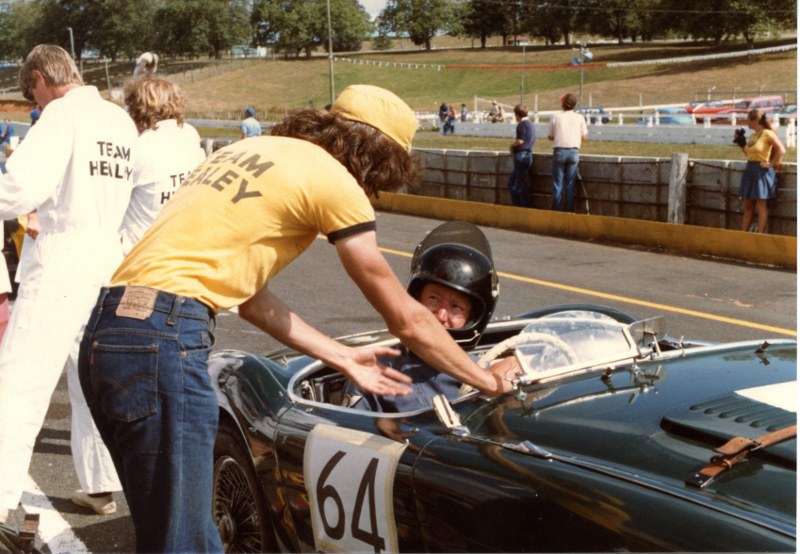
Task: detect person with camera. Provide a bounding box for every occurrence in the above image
[734,109,785,233]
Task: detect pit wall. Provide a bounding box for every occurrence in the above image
[410,148,797,238]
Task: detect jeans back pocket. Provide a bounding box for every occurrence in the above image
[90,341,159,423]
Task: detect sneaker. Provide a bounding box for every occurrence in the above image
[70,490,116,516]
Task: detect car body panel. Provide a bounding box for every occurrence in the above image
[638,107,694,125]
[713,96,786,124]
[211,307,796,552]
[575,106,610,124]
[685,101,729,115]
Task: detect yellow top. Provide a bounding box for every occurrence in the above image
[744,129,777,163]
[112,136,375,311]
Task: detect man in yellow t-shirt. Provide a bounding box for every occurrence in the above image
[77,84,515,553]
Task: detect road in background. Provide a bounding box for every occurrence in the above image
[8,211,795,553]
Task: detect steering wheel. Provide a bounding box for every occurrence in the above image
[458,331,580,397]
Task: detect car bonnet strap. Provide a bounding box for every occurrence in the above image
[686,424,797,488]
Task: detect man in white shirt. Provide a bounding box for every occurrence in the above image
[547,93,588,212]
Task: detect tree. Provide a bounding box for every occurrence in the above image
[154,0,250,58]
[460,0,513,48]
[671,0,796,47]
[251,0,369,58]
[377,0,456,51]
[0,0,40,60]
[89,0,157,61]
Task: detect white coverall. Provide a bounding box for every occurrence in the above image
[0,86,137,511]
[120,119,205,253]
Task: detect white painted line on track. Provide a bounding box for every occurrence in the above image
[20,474,88,553]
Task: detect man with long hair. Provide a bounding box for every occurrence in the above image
[79,84,513,552]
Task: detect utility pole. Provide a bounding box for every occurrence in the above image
[326,0,335,104]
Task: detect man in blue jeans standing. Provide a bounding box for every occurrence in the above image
[507,104,535,207]
[548,92,588,211]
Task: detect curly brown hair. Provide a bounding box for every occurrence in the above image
[124,76,186,132]
[270,109,422,197]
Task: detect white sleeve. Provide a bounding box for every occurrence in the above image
[0,105,73,218]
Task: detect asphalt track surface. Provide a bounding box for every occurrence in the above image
[7,211,796,553]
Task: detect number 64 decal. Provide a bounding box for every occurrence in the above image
[305,424,408,553]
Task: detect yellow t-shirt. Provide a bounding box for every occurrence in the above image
[112,136,376,311]
[744,129,777,163]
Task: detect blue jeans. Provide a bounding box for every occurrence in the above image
[79,287,222,553]
[551,147,580,211]
[508,150,533,207]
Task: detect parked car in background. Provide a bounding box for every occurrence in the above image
[637,107,694,125]
[776,104,797,126]
[210,304,796,553]
[575,106,610,124]
[713,95,785,124]
[685,100,729,116]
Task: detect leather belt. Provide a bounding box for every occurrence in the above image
[686,424,796,488]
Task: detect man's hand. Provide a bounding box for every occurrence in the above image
[25,211,40,239]
[340,346,412,396]
[487,356,523,393]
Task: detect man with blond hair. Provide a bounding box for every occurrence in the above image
[121,75,205,253]
[0,44,137,524]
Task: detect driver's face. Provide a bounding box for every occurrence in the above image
[419,282,472,330]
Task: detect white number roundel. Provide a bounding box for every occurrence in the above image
[304,424,408,553]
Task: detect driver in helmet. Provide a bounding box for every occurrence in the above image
[343,220,505,412]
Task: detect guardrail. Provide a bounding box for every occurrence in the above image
[420,118,797,148]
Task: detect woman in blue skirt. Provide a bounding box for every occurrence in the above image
[738,108,786,233]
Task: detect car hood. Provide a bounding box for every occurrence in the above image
[462,340,796,528]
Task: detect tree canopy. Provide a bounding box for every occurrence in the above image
[0,0,793,60]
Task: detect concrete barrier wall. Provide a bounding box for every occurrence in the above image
[373,192,797,269]
[411,149,798,237]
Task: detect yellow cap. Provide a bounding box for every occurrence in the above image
[330,84,417,150]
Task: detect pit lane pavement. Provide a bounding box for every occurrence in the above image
[10,211,796,552]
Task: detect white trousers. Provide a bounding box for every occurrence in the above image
[0,232,121,511]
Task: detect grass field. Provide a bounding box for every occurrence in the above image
[179,36,797,162]
[0,37,795,162]
[179,38,797,117]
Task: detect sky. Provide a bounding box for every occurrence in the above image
[361,0,388,19]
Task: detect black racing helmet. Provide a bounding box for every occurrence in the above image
[407,221,499,349]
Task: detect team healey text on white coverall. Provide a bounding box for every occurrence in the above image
[0,85,137,512]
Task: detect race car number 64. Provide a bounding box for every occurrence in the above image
[304,424,408,553]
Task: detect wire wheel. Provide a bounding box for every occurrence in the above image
[213,424,270,553]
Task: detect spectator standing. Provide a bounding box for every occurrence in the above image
[78,84,513,552]
[0,44,138,524]
[120,75,205,254]
[29,108,40,125]
[507,104,535,207]
[488,100,504,123]
[460,103,468,122]
[443,103,457,136]
[240,106,261,139]
[548,92,588,212]
[2,119,14,143]
[438,101,448,125]
[2,119,15,154]
[737,108,785,233]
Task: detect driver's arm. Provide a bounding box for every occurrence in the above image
[335,230,513,396]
